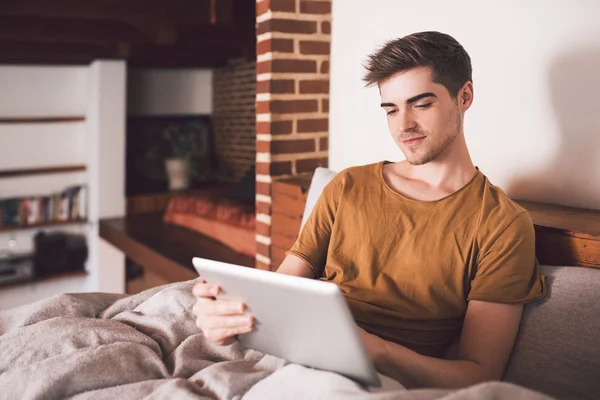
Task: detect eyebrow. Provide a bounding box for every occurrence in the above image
[380,92,437,108]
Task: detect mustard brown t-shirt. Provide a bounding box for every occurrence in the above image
[287,161,547,357]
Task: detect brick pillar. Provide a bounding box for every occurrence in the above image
[255,0,331,270]
[213,58,257,182]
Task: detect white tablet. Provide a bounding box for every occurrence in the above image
[192,257,381,387]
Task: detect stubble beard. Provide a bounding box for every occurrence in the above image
[403,109,462,166]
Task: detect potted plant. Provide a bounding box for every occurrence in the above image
[162,124,196,191]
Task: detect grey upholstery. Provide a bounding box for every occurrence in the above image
[504,265,600,400]
[300,167,338,232]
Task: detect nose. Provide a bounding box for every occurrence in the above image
[396,109,417,133]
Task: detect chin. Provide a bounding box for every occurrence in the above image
[405,158,428,166]
[405,152,436,166]
[399,148,427,166]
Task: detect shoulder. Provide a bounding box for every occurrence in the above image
[331,161,382,187]
[316,162,382,203]
[477,173,534,247]
[480,173,528,219]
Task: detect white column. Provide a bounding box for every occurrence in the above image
[86,60,127,293]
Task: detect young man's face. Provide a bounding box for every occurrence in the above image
[379,67,466,165]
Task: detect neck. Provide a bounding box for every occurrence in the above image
[405,132,476,191]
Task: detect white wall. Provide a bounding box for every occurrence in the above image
[127,68,213,116]
[87,61,126,221]
[0,123,86,172]
[0,66,87,117]
[330,0,600,210]
[86,60,127,293]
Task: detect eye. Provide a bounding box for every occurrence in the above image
[415,102,433,109]
[386,109,398,116]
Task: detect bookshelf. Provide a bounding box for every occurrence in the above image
[0,116,85,124]
[0,61,127,310]
[0,165,86,179]
[0,219,88,233]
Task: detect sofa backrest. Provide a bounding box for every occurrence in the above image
[300,167,338,232]
[302,167,600,399]
[503,265,600,400]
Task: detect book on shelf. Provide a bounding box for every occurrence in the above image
[0,185,87,229]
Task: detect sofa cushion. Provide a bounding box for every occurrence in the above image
[163,191,256,257]
[504,265,600,400]
[300,167,338,232]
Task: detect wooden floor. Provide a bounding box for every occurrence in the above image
[100,212,255,291]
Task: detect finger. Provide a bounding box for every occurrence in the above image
[205,300,247,316]
[203,325,254,343]
[201,314,254,330]
[192,298,214,317]
[192,283,220,298]
[192,282,218,297]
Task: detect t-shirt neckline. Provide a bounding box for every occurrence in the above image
[378,160,482,204]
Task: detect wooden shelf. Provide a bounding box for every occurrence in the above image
[516,200,600,238]
[0,165,86,178]
[516,200,600,269]
[0,219,88,233]
[0,116,85,124]
[0,269,88,290]
[100,213,254,283]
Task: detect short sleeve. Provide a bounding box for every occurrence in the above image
[468,212,547,303]
[285,174,343,277]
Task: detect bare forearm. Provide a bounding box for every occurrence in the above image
[374,341,494,389]
[275,254,316,278]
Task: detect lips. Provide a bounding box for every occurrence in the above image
[401,136,426,145]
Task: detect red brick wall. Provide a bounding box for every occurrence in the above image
[255,0,331,270]
[213,58,257,182]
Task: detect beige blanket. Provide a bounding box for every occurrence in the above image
[0,280,553,400]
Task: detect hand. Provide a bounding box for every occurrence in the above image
[192,279,254,345]
[358,327,389,367]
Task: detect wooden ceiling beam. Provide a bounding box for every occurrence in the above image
[0,0,220,25]
[214,0,234,25]
[0,40,112,65]
[127,39,254,68]
[0,0,254,67]
[0,37,254,68]
[0,16,151,45]
[178,24,255,46]
[0,14,254,47]
[0,0,249,28]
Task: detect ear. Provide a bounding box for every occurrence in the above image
[459,82,474,111]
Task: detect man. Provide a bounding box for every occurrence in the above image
[192,31,547,389]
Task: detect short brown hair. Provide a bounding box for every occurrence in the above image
[363,31,472,97]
